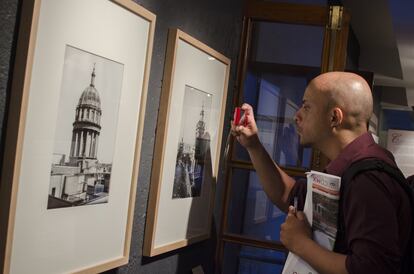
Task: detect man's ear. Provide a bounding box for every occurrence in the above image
[330,107,343,127]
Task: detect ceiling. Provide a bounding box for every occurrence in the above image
[342,0,414,108]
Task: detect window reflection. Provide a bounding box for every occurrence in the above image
[256,76,311,169]
[223,243,286,274]
[237,72,312,169]
[227,169,305,242]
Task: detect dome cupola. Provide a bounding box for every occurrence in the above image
[78,66,101,110]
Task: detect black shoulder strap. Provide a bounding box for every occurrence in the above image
[335,159,406,248]
[336,159,414,273]
[342,159,407,190]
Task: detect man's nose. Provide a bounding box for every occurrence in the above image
[294,111,300,124]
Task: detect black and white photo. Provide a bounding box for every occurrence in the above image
[48,45,124,209]
[172,85,212,199]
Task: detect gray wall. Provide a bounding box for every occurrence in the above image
[0,0,19,154]
[0,0,243,273]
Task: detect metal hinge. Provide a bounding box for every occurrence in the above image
[328,5,343,31]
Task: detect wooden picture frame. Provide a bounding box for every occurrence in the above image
[143,29,230,256]
[0,0,155,273]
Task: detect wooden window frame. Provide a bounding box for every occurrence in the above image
[216,1,350,272]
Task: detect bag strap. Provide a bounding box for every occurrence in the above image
[341,159,407,191]
[335,159,407,249]
[335,159,414,273]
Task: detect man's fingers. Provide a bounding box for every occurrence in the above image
[240,104,256,128]
[239,114,246,124]
[296,211,307,222]
[230,120,238,136]
[236,125,245,132]
[231,124,246,138]
[287,206,297,218]
[240,112,249,126]
[241,103,252,112]
[280,222,286,231]
[241,103,254,117]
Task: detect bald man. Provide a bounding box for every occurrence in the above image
[232,72,411,274]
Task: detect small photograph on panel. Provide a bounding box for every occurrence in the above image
[172,85,212,199]
[48,45,124,209]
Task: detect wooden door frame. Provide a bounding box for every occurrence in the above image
[216,1,350,272]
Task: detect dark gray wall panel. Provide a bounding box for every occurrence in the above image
[0,0,19,157]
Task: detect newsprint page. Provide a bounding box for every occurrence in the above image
[282,171,341,274]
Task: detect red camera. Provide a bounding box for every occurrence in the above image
[233,107,247,126]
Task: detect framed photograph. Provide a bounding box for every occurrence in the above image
[0,0,155,273]
[143,29,230,256]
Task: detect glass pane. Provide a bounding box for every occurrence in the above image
[381,109,414,131]
[235,21,323,169]
[251,22,324,67]
[227,168,305,242]
[223,243,287,274]
[236,71,314,169]
[379,108,414,148]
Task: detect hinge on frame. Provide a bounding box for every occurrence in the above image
[328,5,343,31]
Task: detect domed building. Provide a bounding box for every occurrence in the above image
[195,105,210,162]
[48,65,111,209]
[69,66,102,167]
[172,104,211,199]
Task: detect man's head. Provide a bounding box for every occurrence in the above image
[294,71,373,154]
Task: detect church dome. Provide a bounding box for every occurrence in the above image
[79,85,101,109]
[78,66,101,109]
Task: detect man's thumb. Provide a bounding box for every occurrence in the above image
[296,211,306,221]
[287,205,296,216]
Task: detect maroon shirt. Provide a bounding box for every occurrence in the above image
[288,132,412,274]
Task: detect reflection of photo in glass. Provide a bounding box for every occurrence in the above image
[172,85,213,199]
[48,45,124,209]
[279,123,299,165]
